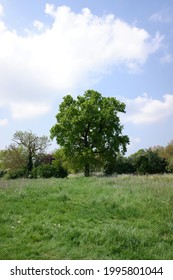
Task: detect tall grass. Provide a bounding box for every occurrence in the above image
[0,175,173,259]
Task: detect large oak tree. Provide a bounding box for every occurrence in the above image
[50,90,129,176]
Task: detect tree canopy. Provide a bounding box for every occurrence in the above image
[129,149,167,175]
[50,90,129,176]
[12,130,51,171]
[0,144,27,172]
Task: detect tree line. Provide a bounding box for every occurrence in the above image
[0,137,172,179]
[0,90,172,178]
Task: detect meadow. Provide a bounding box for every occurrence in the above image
[0,175,173,260]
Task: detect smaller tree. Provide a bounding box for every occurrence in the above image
[151,142,173,173]
[12,131,51,172]
[0,144,28,178]
[165,141,173,160]
[1,144,27,172]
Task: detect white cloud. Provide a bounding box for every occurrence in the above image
[0,3,3,17]
[149,11,171,23]
[0,5,163,120]
[33,20,44,31]
[160,53,173,64]
[45,3,56,17]
[122,94,173,124]
[10,102,51,119]
[0,118,8,126]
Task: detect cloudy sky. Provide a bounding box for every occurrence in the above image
[0,0,173,155]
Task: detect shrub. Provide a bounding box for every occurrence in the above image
[103,156,135,175]
[4,169,26,179]
[166,160,173,173]
[130,149,168,175]
[37,164,55,178]
[53,164,68,178]
[0,169,5,178]
[37,164,68,178]
[27,168,38,179]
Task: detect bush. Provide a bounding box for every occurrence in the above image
[103,161,115,175]
[37,164,54,178]
[37,164,68,178]
[103,156,135,175]
[166,160,173,173]
[0,169,5,178]
[27,168,38,179]
[130,149,168,175]
[53,164,68,178]
[4,169,26,179]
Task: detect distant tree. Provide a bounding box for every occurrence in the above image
[115,155,135,174]
[0,144,28,178]
[130,149,167,174]
[152,141,173,173]
[165,141,173,161]
[50,90,129,176]
[1,144,27,172]
[34,153,54,167]
[104,154,135,175]
[12,131,51,171]
[0,150,5,170]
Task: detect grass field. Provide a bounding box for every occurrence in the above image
[0,175,173,260]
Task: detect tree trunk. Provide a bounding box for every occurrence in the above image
[84,162,90,177]
[27,153,33,171]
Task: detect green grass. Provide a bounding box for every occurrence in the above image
[0,175,173,259]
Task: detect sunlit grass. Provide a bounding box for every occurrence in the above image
[0,175,173,259]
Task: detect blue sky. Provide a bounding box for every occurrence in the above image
[0,0,173,155]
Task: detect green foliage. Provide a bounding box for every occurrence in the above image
[166,160,173,173]
[154,141,173,173]
[52,149,73,172]
[104,155,135,175]
[130,149,167,175]
[104,149,168,176]
[28,168,38,179]
[53,164,68,178]
[4,168,26,180]
[37,164,68,178]
[0,169,6,178]
[50,90,129,176]
[12,130,51,172]
[164,141,173,160]
[37,164,55,178]
[1,145,27,172]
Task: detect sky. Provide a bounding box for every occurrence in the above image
[0,0,173,155]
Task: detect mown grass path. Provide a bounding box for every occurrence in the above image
[0,175,173,259]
